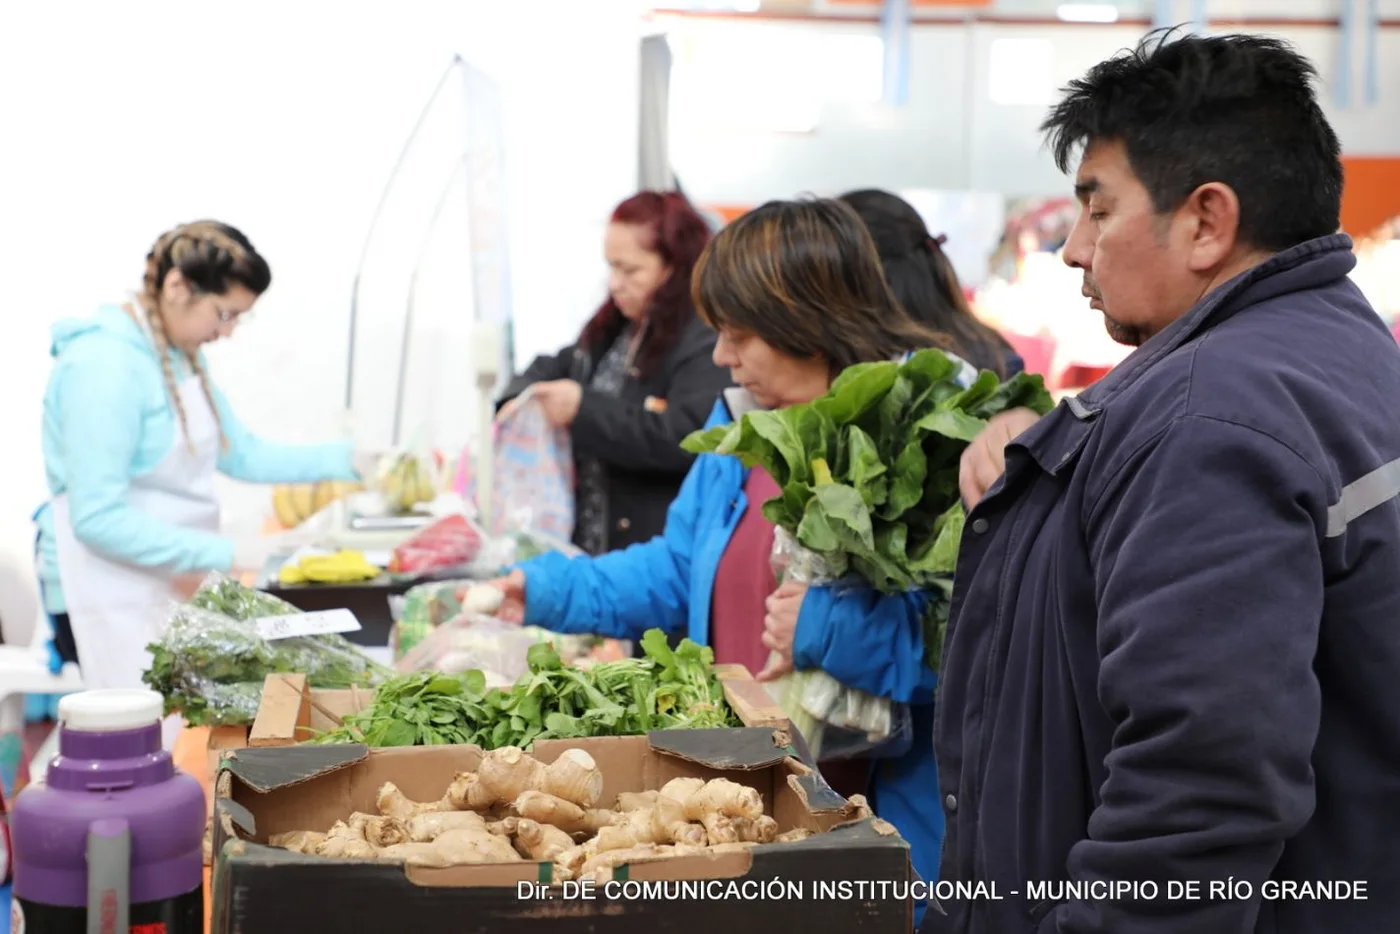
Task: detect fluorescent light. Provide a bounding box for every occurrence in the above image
[730,0,761,11]
[1056,3,1120,23]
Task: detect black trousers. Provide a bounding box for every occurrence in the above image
[49,612,81,665]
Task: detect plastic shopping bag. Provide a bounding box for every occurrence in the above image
[763,528,913,762]
[456,388,575,541]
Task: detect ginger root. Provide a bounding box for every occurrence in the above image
[377,782,446,822]
[443,771,497,812]
[477,746,603,809]
[615,790,658,813]
[349,812,408,847]
[682,778,762,822]
[379,826,522,867]
[270,748,801,872]
[736,815,779,844]
[515,790,588,833]
[775,827,815,844]
[314,821,378,859]
[515,818,574,861]
[436,826,522,863]
[606,799,707,848]
[407,810,487,843]
[268,830,325,854]
[486,816,520,838]
[578,844,699,884]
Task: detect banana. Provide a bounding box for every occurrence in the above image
[278,549,380,585]
[272,486,302,528]
[291,484,315,521]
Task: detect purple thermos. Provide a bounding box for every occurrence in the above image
[11,690,204,933]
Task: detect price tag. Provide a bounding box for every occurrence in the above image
[255,609,363,641]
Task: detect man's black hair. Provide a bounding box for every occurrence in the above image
[1041,29,1343,253]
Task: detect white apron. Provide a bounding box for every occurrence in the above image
[51,368,221,696]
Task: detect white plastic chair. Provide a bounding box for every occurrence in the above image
[0,608,86,787]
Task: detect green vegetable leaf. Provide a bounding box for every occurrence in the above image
[527,642,563,673]
[844,425,888,507]
[943,369,1001,415]
[809,482,876,553]
[881,440,928,520]
[746,409,811,486]
[460,669,487,698]
[680,423,736,455]
[966,371,1055,419]
[381,720,418,747]
[913,408,987,443]
[815,362,899,424]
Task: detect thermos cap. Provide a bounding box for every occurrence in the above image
[58,689,165,733]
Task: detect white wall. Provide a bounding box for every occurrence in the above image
[0,0,642,644]
[666,14,1400,204]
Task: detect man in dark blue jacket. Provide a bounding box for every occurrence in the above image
[927,31,1400,934]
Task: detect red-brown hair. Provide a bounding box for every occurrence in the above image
[577,191,712,379]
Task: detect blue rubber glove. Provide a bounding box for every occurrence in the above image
[45,638,62,676]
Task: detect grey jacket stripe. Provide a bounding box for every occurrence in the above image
[1327,456,1400,538]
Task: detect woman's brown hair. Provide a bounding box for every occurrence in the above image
[138,221,271,450]
[692,198,951,375]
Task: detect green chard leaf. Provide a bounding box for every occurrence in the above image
[967,371,1056,419]
[913,408,988,443]
[815,361,900,424]
[680,423,736,455]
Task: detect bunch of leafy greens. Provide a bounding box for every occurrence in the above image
[316,628,739,747]
[142,574,391,727]
[683,350,1053,671]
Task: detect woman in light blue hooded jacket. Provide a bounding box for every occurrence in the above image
[35,220,373,691]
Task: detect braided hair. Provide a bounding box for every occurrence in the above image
[137,221,271,451]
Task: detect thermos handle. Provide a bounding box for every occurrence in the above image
[86,818,130,934]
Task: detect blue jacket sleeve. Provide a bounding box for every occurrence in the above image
[211,384,358,484]
[791,586,936,703]
[1055,415,1323,934]
[519,455,709,639]
[57,345,234,572]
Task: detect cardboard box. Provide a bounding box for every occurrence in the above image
[247,664,792,747]
[206,726,250,784]
[211,730,913,933]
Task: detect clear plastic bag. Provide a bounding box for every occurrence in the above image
[764,528,913,762]
[457,389,575,541]
[141,574,391,727]
[394,612,601,688]
[372,434,442,515]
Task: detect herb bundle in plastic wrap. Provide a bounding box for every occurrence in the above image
[142,573,392,726]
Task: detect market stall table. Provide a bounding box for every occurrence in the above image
[171,725,215,934]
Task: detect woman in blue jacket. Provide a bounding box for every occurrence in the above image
[494,198,969,926]
[35,220,375,692]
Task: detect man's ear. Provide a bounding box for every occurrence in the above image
[1182,181,1242,273]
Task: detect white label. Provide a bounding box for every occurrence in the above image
[255,609,362,641]
[362,549,393,568]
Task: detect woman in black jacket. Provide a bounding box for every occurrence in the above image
[840,188,1025,377]
[499,191,732,555]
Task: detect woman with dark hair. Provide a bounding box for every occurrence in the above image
[840,188,1024,377]
[490,198,954,926]
[499,190,731,555]
[35,221,374,691]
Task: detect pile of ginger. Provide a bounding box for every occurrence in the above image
[269,745,817,883]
